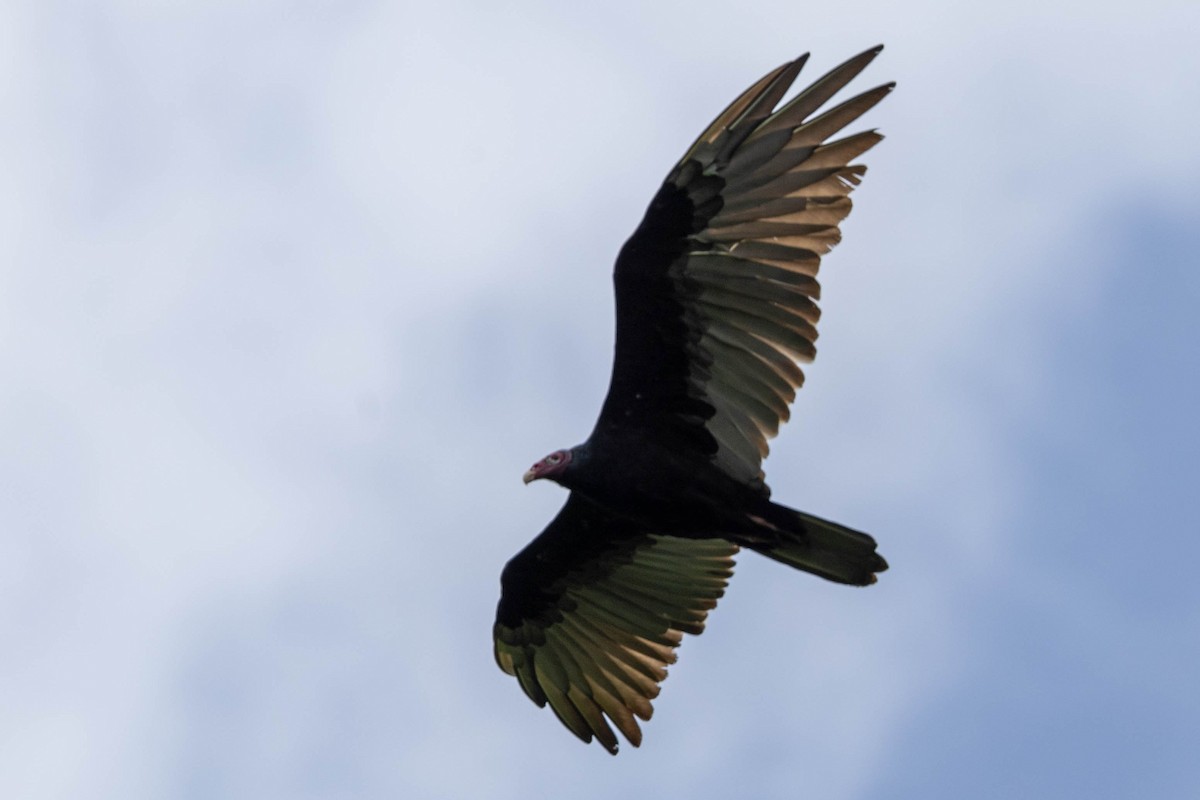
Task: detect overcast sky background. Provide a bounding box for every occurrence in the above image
[3,1,1198,798]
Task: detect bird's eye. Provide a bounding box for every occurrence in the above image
[547,454,562,464]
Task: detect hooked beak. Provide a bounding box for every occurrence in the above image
[522,469,537,485]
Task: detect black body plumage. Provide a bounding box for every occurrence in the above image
[494,46,894,754]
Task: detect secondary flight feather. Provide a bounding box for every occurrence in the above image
[494,45,893,754]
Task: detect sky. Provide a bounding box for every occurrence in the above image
[2,1,1198,798]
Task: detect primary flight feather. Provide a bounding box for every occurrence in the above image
[494,45,893,755]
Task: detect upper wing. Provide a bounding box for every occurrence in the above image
[494,493,737,754]
[595,46,893,490]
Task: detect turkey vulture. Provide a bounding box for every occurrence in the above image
[494,46,893,754]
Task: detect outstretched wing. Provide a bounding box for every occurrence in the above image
[594,46,893,491]
[494,494,737,754]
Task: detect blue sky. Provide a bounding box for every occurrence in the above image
[2,2,1198,798]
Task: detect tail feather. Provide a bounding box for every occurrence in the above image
[744,504,887,586]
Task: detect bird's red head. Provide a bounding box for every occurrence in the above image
[523,449,572,484]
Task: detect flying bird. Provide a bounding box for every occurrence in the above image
[494,46,893,754]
